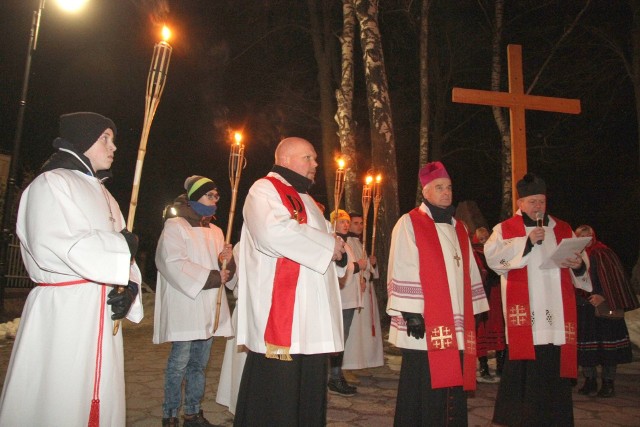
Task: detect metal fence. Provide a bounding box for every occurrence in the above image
[5,234,32,289]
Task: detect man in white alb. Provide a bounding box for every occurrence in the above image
[387,161,488,426]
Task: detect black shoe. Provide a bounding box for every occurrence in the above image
[162,417,179,427]
[495,350,506,376]
[328,378,356,396]
[577,377,598,396]
[597,379,615,398]
[183,410,219,427]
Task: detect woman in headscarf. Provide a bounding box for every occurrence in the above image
[575,225,639,398]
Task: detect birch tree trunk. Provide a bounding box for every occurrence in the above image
[353,0,400,311]
[416,0,432,203]
[335,0,359,212]
[490,0,513,219]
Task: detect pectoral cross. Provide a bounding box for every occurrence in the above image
[453,253,461,267]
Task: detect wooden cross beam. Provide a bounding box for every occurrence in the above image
[452,44,581,214]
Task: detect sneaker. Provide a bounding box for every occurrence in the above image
[340,376,357,392]
[477,368,500,384]
[162,417,179,427]
[328,378,356,396]
[183,410,219,427]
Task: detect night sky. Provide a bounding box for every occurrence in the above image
[1,0,639,282]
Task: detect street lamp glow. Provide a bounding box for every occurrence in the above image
[56,0,89,13]
[161,25,171,42]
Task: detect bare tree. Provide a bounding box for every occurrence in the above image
[352,0,400,308]
[416,0,432,202]
[307,0,341,205]
[490,0,512,219]
[631,0,640,293]
[335,0,360,212]
[489,0,591,219]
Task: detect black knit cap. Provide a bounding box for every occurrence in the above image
[516,173,546,198]
[184,175,218,201]
[54,112,117,153]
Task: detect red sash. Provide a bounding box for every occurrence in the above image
[38,279,90,286]
[262,177,307,361]
[501,215,577,378]
[409,209,476,391]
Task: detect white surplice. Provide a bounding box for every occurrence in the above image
[339,240,361,310]
[0,168,143,427]
[386,204,489,351]
[216,246,246,415]
[153,216,233,343]
[342,235,384,369]
[483,211,592,345]
[236,172,344,355]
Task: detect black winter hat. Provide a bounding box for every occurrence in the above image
[53,112,117,153]
[516,173,546,198]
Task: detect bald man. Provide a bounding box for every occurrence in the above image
[234,137,346,426]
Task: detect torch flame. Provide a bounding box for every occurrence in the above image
[161,25,171,42]
[376,174,382,183]
[365,175,373,185]
[234,132,243,145]
[337,158,345,169]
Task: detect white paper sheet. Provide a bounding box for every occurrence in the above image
[539,236,592,269]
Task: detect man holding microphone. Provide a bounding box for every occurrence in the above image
[484,173,592,426]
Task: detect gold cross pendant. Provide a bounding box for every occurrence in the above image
[453,253,461,267]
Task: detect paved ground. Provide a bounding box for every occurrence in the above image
[1,292,639,426]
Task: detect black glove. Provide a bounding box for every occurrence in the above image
[334,254,348,268]
[107,281,138,320]
[402,312,425,340]
[352,262,361,274]
[120,228,139,260]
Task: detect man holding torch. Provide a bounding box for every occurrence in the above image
[234,137,346,426]
[342,211,384,376]
[0,112,143,426]
[154,175,234,427]
[328,209,361,396]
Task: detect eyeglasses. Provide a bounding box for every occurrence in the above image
[205,192,220,201]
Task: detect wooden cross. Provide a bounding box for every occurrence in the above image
[452,44,581,213]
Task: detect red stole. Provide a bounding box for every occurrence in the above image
[501,214,577,378]
[409,208,476,391]
[262,177,307,361]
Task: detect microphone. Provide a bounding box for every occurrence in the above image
[536,212,544,245]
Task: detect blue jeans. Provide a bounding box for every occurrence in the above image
[330,308,356,379]
[163,338,214,418]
